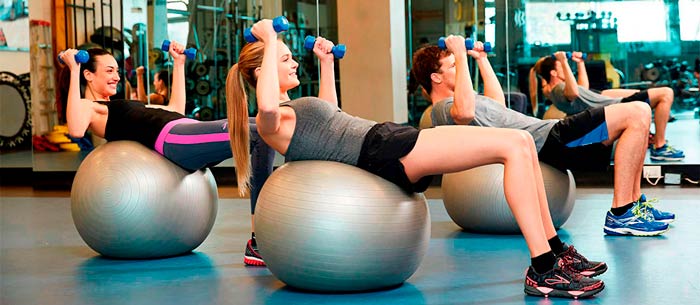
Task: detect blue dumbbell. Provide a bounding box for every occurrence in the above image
[162,40,197,60]
[567,51,587,60]
[551,52,588,60]
[303,36,346,59]
[57,50,89,64]
[437,37,492,52]
[244,16,290,43]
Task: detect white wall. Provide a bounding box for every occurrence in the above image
[338,0,408,123]
[0,51,29,74]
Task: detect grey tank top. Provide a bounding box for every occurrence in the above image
[549,83,621,114]
[281,97,376,165]
[431,95,557,151]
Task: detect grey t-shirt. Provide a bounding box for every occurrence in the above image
[281,97,376,165]
[431,95,558,151]
[549,83,621,114]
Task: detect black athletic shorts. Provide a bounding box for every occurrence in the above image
[538,107,614,172]
[620,90,650,104]
[357,122,433,193]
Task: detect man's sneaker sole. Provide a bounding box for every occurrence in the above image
[244,255,266,266]
[657,218,675,224]
[604,226,669,236]
[650,155,684,161]
[524,282,605,299]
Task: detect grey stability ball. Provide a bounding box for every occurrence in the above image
[71,141,218,259]
[441,162,576,234]
[419,105,434,130]
[255,161,430,292]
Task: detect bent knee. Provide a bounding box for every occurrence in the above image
[504,130,536,156]
[621,101,651,118]
[630,101,652,117]
[651,87,674,103]
[508,129,534,146]
[660,87,674,99]
[627,102,652,128]
[607,102,650,129]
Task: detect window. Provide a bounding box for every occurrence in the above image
[679,0,700,41]
[525,1,668,45]
[167,0,189,47]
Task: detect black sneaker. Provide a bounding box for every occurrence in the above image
[557,244,608,277]
[244,239,266,266]
[524,260,605,299]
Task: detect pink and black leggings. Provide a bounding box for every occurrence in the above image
[155,117,275,213]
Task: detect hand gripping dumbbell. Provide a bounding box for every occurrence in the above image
[57,50,89,64]
[303,36,346,59]
[438,37,492,52]
[162,40,197,60]
[244,16,290,43]
[552,52,587,60]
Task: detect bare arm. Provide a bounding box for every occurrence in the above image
[160,42,187,115]
[470,41,505,106]
[554,51,579,101]
[445,35,476,125]
[61,49,95,138]
[135,66,147,102]
[313,37,338,107]
[252,20,283,135]
[572,52,589,89]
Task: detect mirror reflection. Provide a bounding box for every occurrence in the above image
[0,0,31,170]
[407,0,698,164]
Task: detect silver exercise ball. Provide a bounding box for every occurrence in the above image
[543,104,567,120]
[71,141,218,259]
[441,162,576,234]
[255,161,430,292]
[419,105,434,130]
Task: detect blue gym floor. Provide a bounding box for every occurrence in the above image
[1,187,698,305]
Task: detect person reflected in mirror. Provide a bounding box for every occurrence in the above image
[136,66,170,105]
[531,52,684,161]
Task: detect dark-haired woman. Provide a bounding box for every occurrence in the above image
[58,43,274,266]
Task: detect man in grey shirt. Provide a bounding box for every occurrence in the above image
[410,36,674,237]
[531,52,683,161]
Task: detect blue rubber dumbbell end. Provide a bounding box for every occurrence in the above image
[303,36,346,59]
[244,16,290,43]
[162,40,197,60]
[438,37,491,52]
[58,50,89,64]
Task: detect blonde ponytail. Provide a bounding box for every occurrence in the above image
[226,64,251,196]
[529,67,539,117]
[225,41,266,196]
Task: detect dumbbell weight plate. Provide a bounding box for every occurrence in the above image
[644,68,660,82]
[193,106,214,121]
[195,79,212,96]
[149,48,165,66]
[194,63,209,77]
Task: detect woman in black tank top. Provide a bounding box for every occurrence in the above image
[225,20,606,298]
[59,42,276,266]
